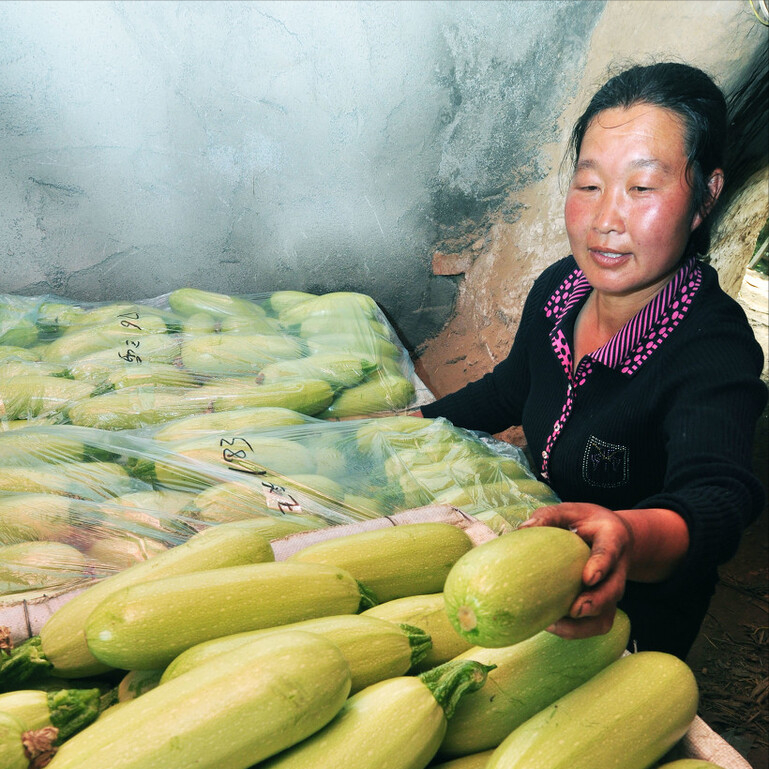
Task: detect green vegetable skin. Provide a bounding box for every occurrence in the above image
[53,302,171,331]
[277,291,378,326]
[35,301,86,331]
[305,332,401,361]
[66,334,182,373]
[99,362,199,390]
[151,406,315,441]
[0,318,38,348]
[439,609,631,757]
[0,520,275,684]
[0,541,87,593]
[185,485,320,532]
[42,315,168,363]
[299,314,390,339]
[260,659,493,769]
[117,669,163,701]
[0,429,92,467]
[0,360,68,378]
[0,711,34,769]
[258,351,376,389]
[486,651,699,769]
[443,526,590,647]
[656,761,726,769]
[287,522,474,603]
[168,287,267,319]
[0,344,39,363]
[152,434,317,490]
[0,460,141,500]
[318,373,416,418]
[180,332,304,375]
[354,414,454,452]
[160,614,431,694]
[0,375,95,420]
[67,386,211,430]
[85,561,366,670]
[0,688,101,741]
[267,290,316,315]
[362,593,473,671]
[0,493,73,543]
[431,751,495,769]
[45,631,352,769]
[201,377,334,415]
[0,467,82,499]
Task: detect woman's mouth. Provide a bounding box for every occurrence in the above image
[590,248,630,263]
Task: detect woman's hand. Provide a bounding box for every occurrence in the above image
[518,502,689,640]
[519,503,633,639]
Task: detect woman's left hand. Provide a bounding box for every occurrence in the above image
[518,502,634,639]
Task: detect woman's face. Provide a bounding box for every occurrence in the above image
[564,103,702,302]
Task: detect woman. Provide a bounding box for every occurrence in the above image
[418,62,767,659]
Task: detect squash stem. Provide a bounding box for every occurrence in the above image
[99,687,119,713]
[399,623,432,668]
[0,637,53,691]
[457,605,477,632]
[47,688,102,742]
[418,660,495,720]
[22,725,59,769]
[356,582,379,612]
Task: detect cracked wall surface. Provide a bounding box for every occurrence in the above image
[0,0,602,349]
[0,1,763,360]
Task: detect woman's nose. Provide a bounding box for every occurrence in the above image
[593,191,625,234]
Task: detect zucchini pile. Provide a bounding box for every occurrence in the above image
[1,286,561,600]
[142,413,558,532]
[0,523,704,769]
[0,423,322,595]
[0,287,418,430]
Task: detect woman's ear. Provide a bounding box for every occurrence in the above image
[691,168,725,231]
[705,169,725,213]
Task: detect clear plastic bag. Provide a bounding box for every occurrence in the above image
[0,288,426,430]
[0,414,558,597]
[135,412,560,536]
[0,423,342,599]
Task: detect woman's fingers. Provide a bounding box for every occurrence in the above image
[521,503,632,589]
[580,517,632,587]
[519,502,633,637]
[518,502,588,529]
[569,558,628,617]
[546,605,618,639]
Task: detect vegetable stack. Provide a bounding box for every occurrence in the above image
[0,521,706,769]
[1,288,419,431]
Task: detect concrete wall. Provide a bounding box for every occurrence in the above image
[0,0,603,349]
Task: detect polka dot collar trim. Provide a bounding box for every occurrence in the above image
[544,256,703,378]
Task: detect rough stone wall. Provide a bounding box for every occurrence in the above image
[415,0,768,402]
[711,171,769,298]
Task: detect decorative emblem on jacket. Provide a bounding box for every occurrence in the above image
[582,436,629,488]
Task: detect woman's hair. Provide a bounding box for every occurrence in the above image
[565,62,728,255]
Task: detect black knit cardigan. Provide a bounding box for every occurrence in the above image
[423,255,767,657]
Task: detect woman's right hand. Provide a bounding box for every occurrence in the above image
[518,501,690,639]
[518,503,634,639]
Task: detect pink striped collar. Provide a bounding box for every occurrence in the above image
[545,256,703,378]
